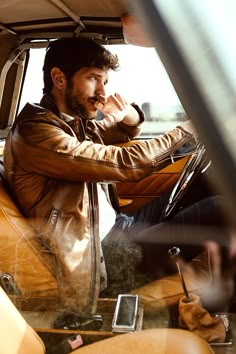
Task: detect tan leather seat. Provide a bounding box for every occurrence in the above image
[0,286,45,354]
[0,285,213,354]
[0,166,59,298]
[74,328,214,354]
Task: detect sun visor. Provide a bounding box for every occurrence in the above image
[121,13,153,47]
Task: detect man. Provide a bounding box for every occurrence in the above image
[3,37,223,313]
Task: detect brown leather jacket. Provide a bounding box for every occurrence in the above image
[4,94,194,313]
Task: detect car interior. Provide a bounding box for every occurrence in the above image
[0,0,236,353]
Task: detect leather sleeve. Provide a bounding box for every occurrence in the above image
[6,118,193,184]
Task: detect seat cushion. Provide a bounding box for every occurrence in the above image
[0,286,45,354]
[73,328,214,354]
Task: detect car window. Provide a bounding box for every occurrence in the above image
[135,0,236,221]
[20,44,187,137]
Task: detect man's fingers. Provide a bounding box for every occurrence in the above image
[102,93,129,113]
[99,93,129,123]
[94,101,104,110]
[114,93,128,106]
[96,94,107,105]
[106,94,124,111]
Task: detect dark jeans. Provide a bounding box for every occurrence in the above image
[101,193,227,296]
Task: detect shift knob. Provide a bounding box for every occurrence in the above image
[168,246,181,260]
[168,246,191,301]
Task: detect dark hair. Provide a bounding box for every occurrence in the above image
[43,37,120,94]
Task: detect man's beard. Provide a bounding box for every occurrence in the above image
[65,84,96,119]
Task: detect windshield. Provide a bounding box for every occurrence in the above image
[20,44,187,137]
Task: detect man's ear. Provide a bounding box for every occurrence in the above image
[51,67,66,90]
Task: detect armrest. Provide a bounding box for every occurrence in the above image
[129,251,212,311]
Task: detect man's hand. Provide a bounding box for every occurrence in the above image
[95,93,140,126]
[179,120,199,141]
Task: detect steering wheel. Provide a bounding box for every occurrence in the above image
[161,144,212,221]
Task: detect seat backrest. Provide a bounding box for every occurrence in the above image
[0,286,45,354]
[0,162,58,298]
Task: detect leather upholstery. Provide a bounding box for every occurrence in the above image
[179,293,226,343]
[131,251,212,311]
[0,166,58,298]
[0,169,214,354]
[117,156,188,214]
[73,328,214,354]
[0,162,212,311]
[0,286,45,354]
[0,284,213,354]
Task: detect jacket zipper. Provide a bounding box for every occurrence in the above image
[79,118,100,313]
[153,135,194,168]
[87,181,100,313]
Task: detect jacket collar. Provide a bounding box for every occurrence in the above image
[40,94,60,117]
[39,93,90,137]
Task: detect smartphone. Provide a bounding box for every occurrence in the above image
[112,294,139,333]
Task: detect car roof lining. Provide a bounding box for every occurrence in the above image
[0,0,131,41]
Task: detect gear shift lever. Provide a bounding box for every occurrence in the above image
[168,246,191,302]
[168,247,228,343]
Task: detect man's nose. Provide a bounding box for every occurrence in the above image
[96,83,106,96]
